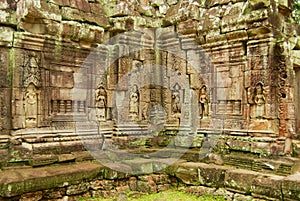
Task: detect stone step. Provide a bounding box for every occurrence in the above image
[0,135,9,148]
[112,147,300,177]
[223,153,300,176]
[0,160,300,200]
[174,161,300,201]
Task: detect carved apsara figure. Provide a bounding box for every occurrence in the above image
[129,85,139,120]
[24,84,38,127]
[95,84,107,121]
[199,85,209,118]
[253,82,266,118]
[171,90,181,115]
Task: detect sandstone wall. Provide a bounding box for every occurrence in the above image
[0,0,299,165]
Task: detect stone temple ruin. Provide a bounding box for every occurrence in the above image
[1,0,300,200]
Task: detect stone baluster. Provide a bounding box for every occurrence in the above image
[78,101,85,113]
[234,100,241,114]
[66,100,72,113]
[218,100,226,113]
[59,100,65,113]
[226,101,233,114]
[73,101,78,113]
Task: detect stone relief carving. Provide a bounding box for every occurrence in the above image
[252,82,266,118]
[23,53,41,88]
[95,84,107,121]
[129,85,139,121]
[171,83,181,117]
[1,0,297,184]
[24,84,38,128]
[22,52,41,128]
[199,85,209,119]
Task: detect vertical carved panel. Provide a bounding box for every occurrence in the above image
[22,52,41,128]
[22,53,41,88]
[24,84,38,128]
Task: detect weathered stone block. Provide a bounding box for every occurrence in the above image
[233,193,254,201]
[205,0,222,8]
[61,7,109,28]
[249,119,271,131]
[50,0,70,7]
[116,185,130,193]
[223,2,245,17]
[174,135,194,148]
[186,186,216,196]
[66,182,90,195]
[224,169,261,194]
[0,49,10,89]
[245,9,268,24]
[0,10,16,26]
[248,0,270,10]
[157,184,170,192]
[19,191,43,201]
[247,27,272,37]
[137,180,157,193]
[282,173,300,200]
[58,154,75,162]
[226,30,248,42]
[221,15,245,33]
[204,6,222,19]
[61,21,80,41]
[226,139,251,152]
[90,2,107,15]
[251,141,271,155]
[175,162,228,187]
[177,20,198,35]
[0,27,14,47]
[0,162,104,197]
[0,1,9,9]
[201,17,221,32]
[164,6,181,25]
[175,162,199,185]
[28,155,58,167]
[252,175,283,200]
[213,188,234,200]
[206,34,227,45]
[43,187,65,199]
[197,163,228,188]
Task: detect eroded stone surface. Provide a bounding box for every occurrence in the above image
[0,160,298,200]
[0,0,299,200]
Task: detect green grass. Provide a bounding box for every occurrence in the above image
[78,190,225,201]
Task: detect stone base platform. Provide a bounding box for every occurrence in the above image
[1,158,300,200]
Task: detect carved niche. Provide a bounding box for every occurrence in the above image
[129,84,140,121]
[249,82,267,118]
[22,52,41,128]
[95,84,107,121]
[171,83,181,118]
[199,85,209,119]
[24,84,38,128]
